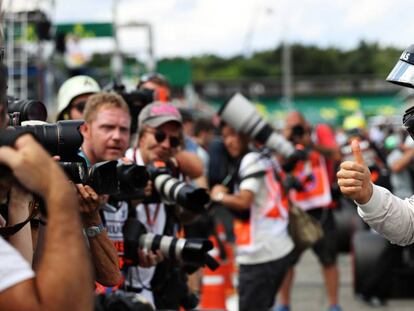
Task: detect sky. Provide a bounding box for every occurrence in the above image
[9,0,414,59]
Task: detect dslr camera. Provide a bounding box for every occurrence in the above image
[123,217,219,270]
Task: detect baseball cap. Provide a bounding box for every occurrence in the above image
[138,102,182,131]
[387,44,414,88]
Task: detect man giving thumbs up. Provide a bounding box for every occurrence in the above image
[337,139,414,245]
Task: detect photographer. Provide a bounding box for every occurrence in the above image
[124,102,202,308]
[209,121,294,311]
[56,75,100,121]
[276,111,342,311]
[0,95,94,309]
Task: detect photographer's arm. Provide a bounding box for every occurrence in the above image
[211,185,253,211]
[174,150,203,179]
[0,135,93,311]
[7,186,33,263]
[76,184,121,286]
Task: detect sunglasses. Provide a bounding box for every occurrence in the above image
[71,100,86,113]
[149,129,181,148]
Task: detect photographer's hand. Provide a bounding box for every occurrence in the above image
[138,249,164,268]
[0,134,95,310]
[337,139,373,204]
[74,184,121,287]
[75,184,104,226]
[0,134,67,197]
[210,184,229,203]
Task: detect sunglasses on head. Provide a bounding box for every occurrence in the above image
[71,100,86,113]
[151,129,181,148]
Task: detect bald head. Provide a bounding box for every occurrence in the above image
[285,111,306,128]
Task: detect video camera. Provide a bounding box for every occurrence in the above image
[123,217,219,270]
[111,82,154,134]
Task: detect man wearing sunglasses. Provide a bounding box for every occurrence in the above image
[338,44,414,246]
[124,102,203,309]
[56,75,100,121]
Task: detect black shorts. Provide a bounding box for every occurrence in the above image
[238,250,295,311]
[291,208,338,267]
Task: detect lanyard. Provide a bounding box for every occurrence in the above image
[144,203,160,231]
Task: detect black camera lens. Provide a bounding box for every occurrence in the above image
[7,98,47,123]
[0,120,84,161]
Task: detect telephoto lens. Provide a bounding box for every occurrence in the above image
[218,92,295,157]
[0,120,84,161]
[7,97,48,123]
[123,218,219,270]
[152,174,210,213]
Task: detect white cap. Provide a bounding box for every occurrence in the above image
[56,75,100,120]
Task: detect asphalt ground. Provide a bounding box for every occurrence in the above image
[226,250,414,311]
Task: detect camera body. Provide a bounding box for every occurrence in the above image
[62,160,150,196]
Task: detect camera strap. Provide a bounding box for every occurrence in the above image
[0,206,40,237]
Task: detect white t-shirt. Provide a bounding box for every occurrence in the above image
[235,152,294,265]
[0,236,34,292]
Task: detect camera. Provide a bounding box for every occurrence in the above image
[111,82,154,134]
[95,291,154,311]
[7,96,48,126]
[145,161,210,213]
[218,92,295,157]
[110,163,150,200]
[0,120,84,161]
[61,160,120,195]
[123,217,219,270]
[62,161,150,196]
[289,124,306,143]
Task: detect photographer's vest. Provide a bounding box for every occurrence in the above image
[289,150,332,211]
[233,152,293,265]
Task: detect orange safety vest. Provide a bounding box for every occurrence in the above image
[234,166,288,247]
[289,150,332,210]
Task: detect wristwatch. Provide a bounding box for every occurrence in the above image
[85,223,105,238]
[214,192,225,202]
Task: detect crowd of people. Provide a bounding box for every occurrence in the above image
[3,44,414,311]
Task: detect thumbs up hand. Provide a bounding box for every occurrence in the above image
[337,139,373,204]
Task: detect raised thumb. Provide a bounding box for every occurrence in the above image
[351,139,364,165]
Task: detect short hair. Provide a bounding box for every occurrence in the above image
[194,118,214,136]
[137,72,170,89]
[83,92,130,123]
